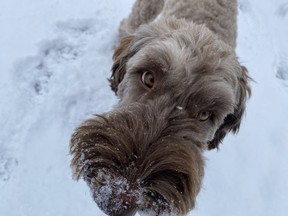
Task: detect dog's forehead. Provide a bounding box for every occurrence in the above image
[127,40,192,77]
[127,35,237,82]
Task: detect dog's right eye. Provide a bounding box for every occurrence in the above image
[141,71,155,89]
[197,111,211,121]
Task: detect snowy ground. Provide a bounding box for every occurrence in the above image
[0,0,288,215]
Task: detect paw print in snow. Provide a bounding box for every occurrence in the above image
[14,38,81,98]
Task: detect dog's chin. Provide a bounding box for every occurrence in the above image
[70,104,205,215]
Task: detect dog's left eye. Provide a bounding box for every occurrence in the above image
[141,71,155,89]
[197,111,211,121]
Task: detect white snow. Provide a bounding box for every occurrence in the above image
[0,0,288,215]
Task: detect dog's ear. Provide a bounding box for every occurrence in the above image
[208,66,251,150]
[109,35,135,94]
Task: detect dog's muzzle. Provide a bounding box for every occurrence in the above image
[70,103,204,215]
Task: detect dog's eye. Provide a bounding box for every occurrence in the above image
[197,111,211,121]
[141,71,154,89]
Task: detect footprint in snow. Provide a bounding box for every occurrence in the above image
[14,35,83,101]
[13,18,102,101]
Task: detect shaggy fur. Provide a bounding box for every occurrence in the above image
[70,0,251,215]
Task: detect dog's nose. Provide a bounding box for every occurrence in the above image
[109,189,138,216]
[94,188,138,216]
[111,207,137,216]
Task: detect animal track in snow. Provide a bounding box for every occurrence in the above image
[2,14,117,188]
[13,18,106,102]
[14,37,82,101]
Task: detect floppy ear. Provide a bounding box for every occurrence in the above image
[109,35,135,94]
[208,66,251,150]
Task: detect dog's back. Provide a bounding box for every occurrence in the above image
[120,0,237,48]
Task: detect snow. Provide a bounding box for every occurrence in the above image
[176,106,184,111]
[0,0,288,215]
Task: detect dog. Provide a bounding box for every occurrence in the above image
[70,0,251,215]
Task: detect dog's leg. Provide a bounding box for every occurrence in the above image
[119,0,164,37]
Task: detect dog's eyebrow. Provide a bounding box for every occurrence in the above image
[130,60,166,75]
[187,90,235,114]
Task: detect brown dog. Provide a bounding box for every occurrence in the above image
[70,0,251,215]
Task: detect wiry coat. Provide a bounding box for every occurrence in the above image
[70,0,251,215]
[120,0,237,48]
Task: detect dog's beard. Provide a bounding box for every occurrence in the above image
[70,104,204,215]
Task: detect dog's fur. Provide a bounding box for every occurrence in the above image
[70,0,251,215]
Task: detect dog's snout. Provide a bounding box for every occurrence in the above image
[70,104,204,215]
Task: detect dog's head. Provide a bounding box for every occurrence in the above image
[71,17,250,216]
[110,18,251,149]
